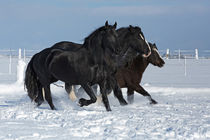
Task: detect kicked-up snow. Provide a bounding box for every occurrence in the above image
[0,59,210,139]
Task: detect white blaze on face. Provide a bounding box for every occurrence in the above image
[153,48,163,59]
[139,34,151,57]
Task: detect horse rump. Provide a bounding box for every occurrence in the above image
[45,48,64,68]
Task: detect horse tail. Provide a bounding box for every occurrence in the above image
[45,49,64,68]
[24,55,39,102]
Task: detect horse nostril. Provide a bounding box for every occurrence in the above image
[161,62,165,67]
[162,60,165,65]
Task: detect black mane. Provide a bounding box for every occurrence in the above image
[83,26,106,48]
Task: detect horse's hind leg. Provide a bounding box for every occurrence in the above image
[130,84,157,104]
[44,85,56,110]
[65,83,71,94]
[34,81,44,106]
[65,84,77,101]
[79,83,97,107]
[127,88,134,104]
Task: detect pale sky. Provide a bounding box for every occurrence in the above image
[0,0,209,51]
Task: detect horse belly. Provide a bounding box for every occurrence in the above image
[50,61,93,84]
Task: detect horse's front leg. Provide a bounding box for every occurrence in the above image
[79,83,97,107]
[99,81,111,111]
[130,84,157,104]
[65,83,72,94]
[127,88,134,104]
[109,77,127,106]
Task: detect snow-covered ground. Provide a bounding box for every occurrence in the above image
[0,58,210,140]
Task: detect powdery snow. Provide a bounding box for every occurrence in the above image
[0,83,210,140]
[0,59,210,139]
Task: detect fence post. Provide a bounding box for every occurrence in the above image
[178,49,181,61]
[9,49,12,75]
[18,48,22,60]
[195,49,199,60]
[166,49,170,59]
[24,48,26,62]
[184,56,187,76]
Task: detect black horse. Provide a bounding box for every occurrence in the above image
[25,21,128,111]
[69,43,165,105]
[66,25,152,97]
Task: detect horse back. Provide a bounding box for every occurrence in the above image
[47,48,100,84]
[51,41,82,51]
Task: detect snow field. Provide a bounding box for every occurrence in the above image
[0,58,210,139]
[0,83,210,140]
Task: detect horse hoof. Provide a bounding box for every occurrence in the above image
[120,100,128,106]
[79,98,86,107]
[36,102,43,107]
[127,95,134,104]
[52,107,57,110]
[150,100,158,105]
[128,101,134,104]
[35,98,44,107]
[106,108,112,112]
[127,99,134,104]
[50,106,57,110]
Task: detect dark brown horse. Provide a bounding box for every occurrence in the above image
[115,42,165,104]
[71,43,165,104]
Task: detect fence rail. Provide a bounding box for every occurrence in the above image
[0,48,210,84]
[1,48,210,59]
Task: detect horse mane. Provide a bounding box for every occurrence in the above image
[117,27,130,40]
[118,26,145,40]
[83,26,106,49]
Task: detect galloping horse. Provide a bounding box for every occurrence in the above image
[71,43,165,104]
[25,21,128,111]
[64,25,152,95]
[115,43,165,104]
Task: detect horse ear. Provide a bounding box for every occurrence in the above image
[113,22,117,29]
[129,25,134,33]
[105,21,109,27]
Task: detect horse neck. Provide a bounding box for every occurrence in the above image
[117,30,130,54]
[117,30,137,63]
[118,47,137,67]
[130,55,149,74]
[105,49,117,68]
[86,37,106,65]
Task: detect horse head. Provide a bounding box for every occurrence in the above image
[125,25,151,58]
[83,21,121,56]
[147,43,165,67]
[103,21,121,55]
